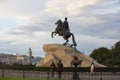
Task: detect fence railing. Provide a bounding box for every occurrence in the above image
[0,69,120,80]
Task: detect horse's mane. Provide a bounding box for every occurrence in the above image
[58,19,62,24]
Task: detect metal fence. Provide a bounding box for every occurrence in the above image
[0,69,120,80]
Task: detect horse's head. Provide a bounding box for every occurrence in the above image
[55,19,62,25]
[51,19,63,38]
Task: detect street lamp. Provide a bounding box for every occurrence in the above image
[99,58,102,80]
[71,56,82,80]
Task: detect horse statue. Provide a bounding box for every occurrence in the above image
[51,19,77,49]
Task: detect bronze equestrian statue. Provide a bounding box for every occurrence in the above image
[51,17,77,50]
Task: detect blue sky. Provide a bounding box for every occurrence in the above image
[0,0,120,57]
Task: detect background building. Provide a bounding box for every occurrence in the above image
[0,48,42,65]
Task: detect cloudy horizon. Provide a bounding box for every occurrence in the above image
[0,0,120,57]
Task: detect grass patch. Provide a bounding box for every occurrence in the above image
[0,77,42,80]
[0,77,65,80]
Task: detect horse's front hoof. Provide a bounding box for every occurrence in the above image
[51,35,53,38]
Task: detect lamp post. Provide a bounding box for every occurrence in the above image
[71,56,82,80]
[99,58,102,80]
[9,55,11,65]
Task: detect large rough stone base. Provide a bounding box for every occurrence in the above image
[36,44,106,67]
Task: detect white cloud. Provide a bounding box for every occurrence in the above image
[33,31,50,37]
[0,0,46,22]
[67,0,98,16]
[75,34,119,54]
[44,0,98,17]
[103,30,119,38]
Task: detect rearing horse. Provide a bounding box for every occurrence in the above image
[51,19,77,50]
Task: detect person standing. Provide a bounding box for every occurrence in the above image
[57,60,63,80]
[50,61,56,77]
[90,62,95,75]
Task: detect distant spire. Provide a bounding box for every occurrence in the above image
[28,47,32,57]
[28,47,32,65]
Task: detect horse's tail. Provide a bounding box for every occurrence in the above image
[71,33,77,49]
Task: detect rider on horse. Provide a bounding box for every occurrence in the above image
[55,17,70,36]
[52,17,77,50]
[63,17,70,35]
